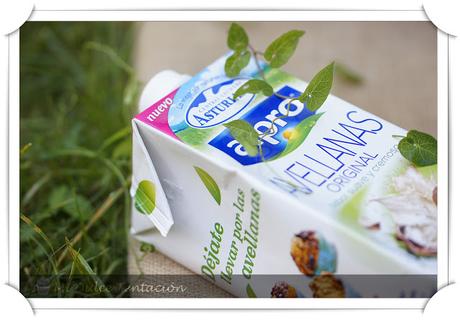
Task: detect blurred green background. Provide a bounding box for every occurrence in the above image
[20,22,138,297]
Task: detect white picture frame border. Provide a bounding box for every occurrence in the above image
[7,9,450,310]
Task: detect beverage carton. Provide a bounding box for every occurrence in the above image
[130,54,437,298]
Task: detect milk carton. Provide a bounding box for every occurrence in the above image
[130,54,437,298]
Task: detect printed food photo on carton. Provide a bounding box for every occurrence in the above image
[130,23,437,298]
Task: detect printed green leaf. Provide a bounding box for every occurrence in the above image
[134,180,156,215]
[233,79,274,99]
[263,30,305,68]
[274,113,323,160]
[140,242,156,253]
[194,166,222,205]
[397,130,437,167]
[225,50,251,77]
[299,62,335,111]
[246,283,257,298]
[227,23,249,51]
[223,119,259,157]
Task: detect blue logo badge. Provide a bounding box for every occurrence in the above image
[185,78,255,129]
[209,86,316,165]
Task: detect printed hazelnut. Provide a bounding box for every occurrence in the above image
[309,273,345,298]
[290,231,319,276]
[270,281,298,298]
[290,230,337,276]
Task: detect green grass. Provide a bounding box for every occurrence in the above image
[20,22,139,297]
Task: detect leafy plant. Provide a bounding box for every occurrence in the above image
[233,79,273,99]
[224,22,437,168]
[139,242,156,253]
[394,130,437,167]
[263,30,305,68]
[298,62,335,111]
[223,23,334,161]
[223,120,259,156]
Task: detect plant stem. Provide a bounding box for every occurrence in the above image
[248,46,293,100]
[258,99,295,139]
[248,44,268,81]
[247,44,302,159]
[243,45,308,193]
[274,92,293,100]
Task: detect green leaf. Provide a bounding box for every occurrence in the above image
[299,62,335,111]
[274,113,323,160]
[397,130,437,167]
[233,79,273,99]
[264,30,305,68]
[225,50,251,77]
[140,242,156,253]
[227,23,249,51]
[246,283,257,298]
[194,166,221,205]
[134,180,156,215]
[223,119,259,157]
